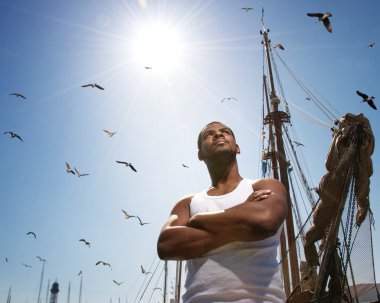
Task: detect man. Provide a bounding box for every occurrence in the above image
[157,122,288,302]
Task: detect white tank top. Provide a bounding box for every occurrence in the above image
[183,178,285,303]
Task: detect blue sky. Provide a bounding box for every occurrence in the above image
[1,1,379,302]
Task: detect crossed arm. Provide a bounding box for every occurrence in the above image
[156,178,288,261]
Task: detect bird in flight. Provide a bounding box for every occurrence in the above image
[221,97,238,103]
[182,164,189,168]
[37,256,47,263]
[356,90,377,110]
[74,167,89,177]
[22,263,32,268]
[293,141,304,147]
[368,42,375,48]
[81,83,104,90]
[79,239,91,247]
[141,265,151,275]
[5,257,9,263]
[274,43,284,50]
[96,261,112,269]
[66,162,75,175]
[116,161,137,172]
[113,280,124,286]
[103,130,117,137]
[9,92,27,99]
[121,209,136,219]
[78,270,83,276]
[305,97,311,101]
[26,231,36,238]
[241,7,253,12]
[144,66,152,70]
[136,216,150,226]
[4,131,23,142]
[307,12,333,33]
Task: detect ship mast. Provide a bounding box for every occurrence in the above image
[260,28,300,296]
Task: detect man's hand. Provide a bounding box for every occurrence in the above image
[245,189,272,202]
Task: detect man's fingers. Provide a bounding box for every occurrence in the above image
[246,190,272,202]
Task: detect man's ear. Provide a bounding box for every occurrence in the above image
[236,144,241,154]
[198,150,204,161]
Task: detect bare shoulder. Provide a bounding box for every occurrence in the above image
[166,194,195,227]
[252,178,287,195]
[170,194,194,214]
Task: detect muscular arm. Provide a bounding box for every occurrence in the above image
[188,178,288,242]
[157,195,231,261]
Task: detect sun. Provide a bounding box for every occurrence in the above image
[131,22,184,74]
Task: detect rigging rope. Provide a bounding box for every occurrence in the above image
[137,259,162,303]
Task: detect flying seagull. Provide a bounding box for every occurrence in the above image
[81,83,104,90]
[356,90,377,110]
[141,265,151,275]
[241,7,253,12]
[103,130,117,137]
[368,42,375,48]
[78,270,83,276]
[96,261,112,269]
[5,257,9,263]
[121,209,136,219]
[136,216,150,226]
[293,141,305,147]
[182,164,189,168]
[79,239,91,247]
[26,231,36,238]
[74,167,89,177]
[274,43,285,50]
[9,92,27,99]
[22,263,32,268]
[221,97,238,103]
[305,97,311,101]
[113,280,124,286]
[36,256,47,263]
[66,162,76,175]
[307,12,333,33]
[116,161,137,172]
[4,131,23,142]
[144,66,152,69]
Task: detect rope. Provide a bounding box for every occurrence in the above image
[137,259,162,303]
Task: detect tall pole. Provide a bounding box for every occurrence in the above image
[261,29,300,294]
[78,274,83,303]
[174,261,182,303]
[6,287,11,303]
[67,282,71,303]
[37,262,45,303]
[163,261,168,303]
[45,280,50,303]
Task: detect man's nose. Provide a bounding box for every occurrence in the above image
[214,131,225,138]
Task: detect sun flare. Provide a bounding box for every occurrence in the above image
[132,22,184,73]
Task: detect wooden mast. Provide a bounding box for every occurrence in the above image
[261,29,301,295]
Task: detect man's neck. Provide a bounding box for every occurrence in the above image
[206,160,242,195]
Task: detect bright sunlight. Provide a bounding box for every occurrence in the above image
[131,22,184,74]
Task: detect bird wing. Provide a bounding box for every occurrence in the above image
[81,84,92,88]
[322,17,332,33]
[74,167,80,175]
[66,162,72,170]
[129,164,137,172]
[15,134,23,142]
[356,90,368,99]
[95,84,105,90]
[307,13,323,18]
[19,94,27,99]
[368,100,377,110]
[95,261,102,265]
[116,161,127,165]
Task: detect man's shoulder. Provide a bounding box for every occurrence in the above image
[252,178,286,191]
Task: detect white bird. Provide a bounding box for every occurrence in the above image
[36,256,47,263]
[103,130,117,137]
[9,92,27,99]
[144,66,152,70]
[81,83,104,90]
[113,280,124,286]
[307,12,333,33]
[116,161,137,172]
[96,261,112,270]
[182,164,189,168]
[141,265,151,275]
[79,239,91,247]
[78,270,83,276]
[293,141,304,147]
[274,43,284,50]
[136,216,150,226]
[22,263,32,268]
[4,131,23,142]
[66,162,75,175]
[356,90,377,110]
[241,7,253,12]
[221,97,238,103]
[368,42,375,48]
[121,209,136,219]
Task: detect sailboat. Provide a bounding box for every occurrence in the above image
[167,19,379,303]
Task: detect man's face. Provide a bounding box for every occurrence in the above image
[198,122,240,161]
